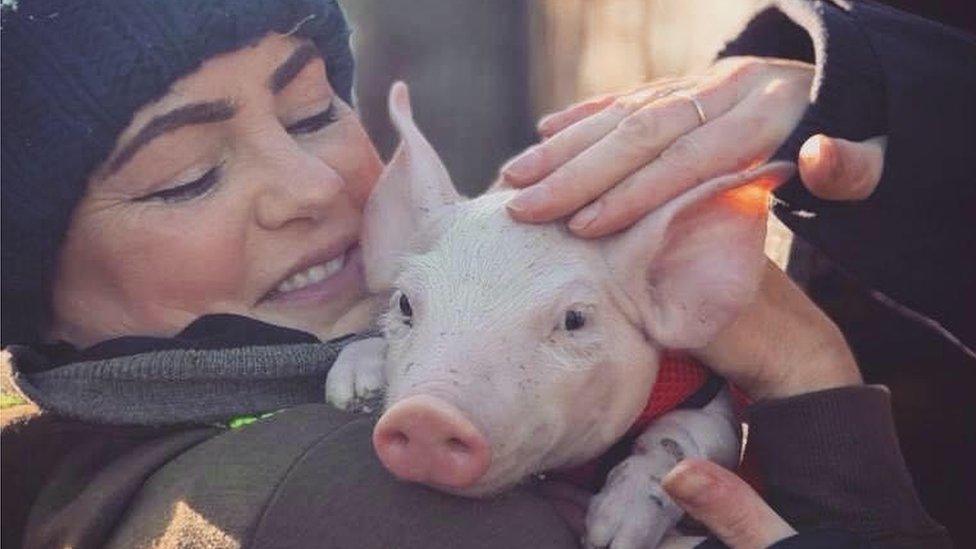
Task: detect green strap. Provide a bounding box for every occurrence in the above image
[226,411,279,430]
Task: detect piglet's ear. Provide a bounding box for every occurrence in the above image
[605,162,795,349]
[361,82,461,292]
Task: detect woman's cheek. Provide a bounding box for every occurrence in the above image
[349,126,384,206]
[351,138,383,207]
[115,208,252,319]
[307,116,382,209]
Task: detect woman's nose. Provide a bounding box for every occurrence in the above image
[254,146,345,230]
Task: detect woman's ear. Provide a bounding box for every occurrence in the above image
[605,162,794,349]
[361,82,462,292]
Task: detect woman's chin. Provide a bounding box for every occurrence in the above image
[322,294,383,338]
[254,293,373,340]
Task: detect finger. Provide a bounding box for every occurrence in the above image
[503,76,707,188]
[798,134,887,200]
[506,81,745,222]
[568,80,806,236]
[663,459,796,549]
[536,77,691,138]
[503,84,677,188]
[537,94,616,138]
[507,96,703,221]
[501,99,639,189]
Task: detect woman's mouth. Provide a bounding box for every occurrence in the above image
[261,244,364,306]
[275,254,347,293]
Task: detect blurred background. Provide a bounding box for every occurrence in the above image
[344,1,974,545]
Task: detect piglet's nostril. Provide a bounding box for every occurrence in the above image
[446,437,469,453]
[388,430,410,447]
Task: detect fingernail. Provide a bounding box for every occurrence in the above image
[569,202,602,232]
[507,184,552,213]
[537,114,556,134]
[667,466,714,503]
[502,147,543,182]
[799,134,826,165]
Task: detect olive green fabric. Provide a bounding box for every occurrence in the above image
[107,404,577,549]
[17,419,218,549]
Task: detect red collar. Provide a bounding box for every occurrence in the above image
[552,352,715,490]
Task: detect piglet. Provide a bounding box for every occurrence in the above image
[326,82,793,549]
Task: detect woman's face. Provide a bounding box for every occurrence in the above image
[49,33,383,347]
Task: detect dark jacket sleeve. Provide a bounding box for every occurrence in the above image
[105,404,577,549]
[746,386,951,548]
[2,412,217,549]
[720,0,976,351]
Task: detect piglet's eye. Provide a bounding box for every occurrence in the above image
[399,293,413,319]
[564,309,585,331]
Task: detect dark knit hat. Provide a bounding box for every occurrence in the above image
[1,0,355,346]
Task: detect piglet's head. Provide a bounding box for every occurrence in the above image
[361,82,793,496]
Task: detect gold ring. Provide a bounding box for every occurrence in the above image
[675,91,707,125]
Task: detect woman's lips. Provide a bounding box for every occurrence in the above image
[275,251,347,293]
[262,245,364,306]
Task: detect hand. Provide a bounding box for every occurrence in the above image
[798,134,887,200]
[501,57,814,237]
[663,458,796,549]
[693,261,861,401]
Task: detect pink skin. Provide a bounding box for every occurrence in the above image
[48,33,383,347]
[373,395,491,490]
[335,84,792,500]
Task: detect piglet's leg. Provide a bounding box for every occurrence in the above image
[584,388,739,549]
[325,337,388,413]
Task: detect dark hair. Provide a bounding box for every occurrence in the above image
[1,0,356,346]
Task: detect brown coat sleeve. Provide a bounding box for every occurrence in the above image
[747,385,951,548]
[107,404,577,549]
[2,408,215,549]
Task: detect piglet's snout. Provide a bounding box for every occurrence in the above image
[373,395,490,489]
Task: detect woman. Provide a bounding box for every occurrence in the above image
[0,1,949,548]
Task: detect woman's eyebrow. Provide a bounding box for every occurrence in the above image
[107,100,236,174]
[268,43,322,93]
[105,45,318,176]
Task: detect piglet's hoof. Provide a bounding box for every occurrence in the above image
[584,457,683,549]
[325,337,387,413]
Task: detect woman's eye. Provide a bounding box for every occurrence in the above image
[564,309,586,331]
[286,102,337,135]
[135,165,220,203]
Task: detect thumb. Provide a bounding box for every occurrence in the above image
[663,459,796,549]
[798,134,887,200]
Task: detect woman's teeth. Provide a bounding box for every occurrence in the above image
[276,254,346,293]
